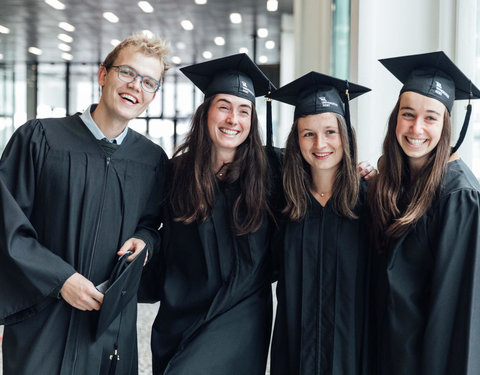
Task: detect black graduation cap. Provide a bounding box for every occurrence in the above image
[267,71,371,157]
[379,51,480,153]
[181,53,276,147]
[96,249,147,340]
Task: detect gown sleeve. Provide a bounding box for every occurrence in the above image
[131,148,168,260]
[421,188,480,374]
[0,120,76,325]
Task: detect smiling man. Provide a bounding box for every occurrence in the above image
[0,33,170,374]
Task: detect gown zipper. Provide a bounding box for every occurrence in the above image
[70,155,111,374]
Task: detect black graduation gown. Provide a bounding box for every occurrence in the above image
[375,159,480,375]
[271,187,369,375]
[140,175,274,375]
[0,115,167,375]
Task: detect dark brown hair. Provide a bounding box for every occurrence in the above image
[368,97,451,251]
[170,95,268,235]
[282,113,359,220]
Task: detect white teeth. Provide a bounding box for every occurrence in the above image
[220,128,239,135]
[406,137,426,145]
[314,153,330,157]
[120,93,137,103]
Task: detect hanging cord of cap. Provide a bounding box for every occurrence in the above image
[343,80,355,159]
[266,81,273,149]
[451,81,473,154]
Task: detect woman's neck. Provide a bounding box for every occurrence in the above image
[213,149,236,178]
[310,168,335,206]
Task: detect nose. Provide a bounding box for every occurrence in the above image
[313,135,326,149]
[411,118,424,134]
[128,75,142,91]
[226,110,238,125]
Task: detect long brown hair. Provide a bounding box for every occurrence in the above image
[170,95,268,235]
[368,97,452,251]
[283,113,359,220]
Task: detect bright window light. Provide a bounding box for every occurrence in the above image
[265,40,275,49]
[58,43,71,52]
[239,47,248,54]
[103,12,119,23]
[45,0,65,10]
[214,37,225,46]
[202,51,213,59]
[28,47,43,56]
[257,28,268,38]
[230,13,242,24]
[181,20,194,30]
[0,25,11,34]
[111,39,121,47]
[171,56,182,65]
[142,29,154,38]
[267,0,278,12]
[195,0,207,4]
[259,55,268,63]
[58,22,75,32]
[58,33,73,43]
[138,1,154,13]
[61,52,73,61]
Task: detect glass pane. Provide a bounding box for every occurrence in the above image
[0,63,17,150]
[37,63,67,118]
[149,119,175,157]
[69,63,100,114]
[331,0,350,80]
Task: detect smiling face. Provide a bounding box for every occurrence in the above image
[396,91,446,171]
[97,45,163,127]
[207,93,252,162]
[297,112,344,174]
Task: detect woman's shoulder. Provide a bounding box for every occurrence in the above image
[442,159,480,197]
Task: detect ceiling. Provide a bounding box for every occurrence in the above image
[0,0,293,66]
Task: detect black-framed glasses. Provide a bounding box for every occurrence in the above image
[110,65,160,93]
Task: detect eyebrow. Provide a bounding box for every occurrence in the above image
[216,98,252,109]
[399,106,442,117]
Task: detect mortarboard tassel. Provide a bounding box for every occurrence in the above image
[108,344,119,375]
[451,82,473,154]
[266,82,273,149]
[343,81,355,160]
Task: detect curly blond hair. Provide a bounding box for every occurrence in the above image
[102,32,170,80]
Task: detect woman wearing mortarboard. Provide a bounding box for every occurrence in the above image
[267,72,371,375]
[139,53,281,374]
[368,51,480,374]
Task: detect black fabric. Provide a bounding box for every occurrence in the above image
[0,114,167,375]
[98,138,120,156]
[139,156,278,375]
[96,249,147,339]
[270,183,370,375]
[180,53,274,104]
[373,159,480,375]
[267,71,370,120]
[379,51,480,112]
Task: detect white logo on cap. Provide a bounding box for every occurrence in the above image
[241,80,254,96]
[434,81,450,99]
[319,96,339,108]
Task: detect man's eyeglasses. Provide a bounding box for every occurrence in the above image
[110,65,160,93]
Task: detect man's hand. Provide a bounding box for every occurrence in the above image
[60,272,104,311]
[357,161,377,180]
[117,237,147,264]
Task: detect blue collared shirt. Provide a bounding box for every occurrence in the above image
[79,104,129,145]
